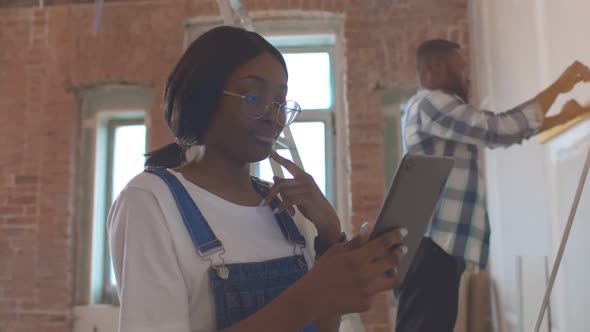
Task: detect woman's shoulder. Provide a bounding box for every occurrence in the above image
[109,169,181,231]
[110,169,179,210]
[124,168,174,193]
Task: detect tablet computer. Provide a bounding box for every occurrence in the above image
[369,153,454,283]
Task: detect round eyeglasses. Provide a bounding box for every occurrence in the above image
[223,90,301,126]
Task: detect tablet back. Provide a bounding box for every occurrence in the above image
[370,154,454,283]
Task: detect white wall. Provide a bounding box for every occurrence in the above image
[470,1,590,331]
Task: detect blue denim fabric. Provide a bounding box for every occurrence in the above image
[146,167,317,331]
[209,256,317,331]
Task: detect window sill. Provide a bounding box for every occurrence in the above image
[72,305,120,332]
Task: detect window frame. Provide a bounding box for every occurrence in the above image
[74,85,151,305]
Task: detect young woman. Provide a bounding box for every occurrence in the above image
[107,26,406,332]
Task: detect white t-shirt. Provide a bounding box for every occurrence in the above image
[107,169,314,332]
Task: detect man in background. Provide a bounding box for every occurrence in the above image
[397,39,590,332]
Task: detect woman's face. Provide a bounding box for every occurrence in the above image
[203,52,288,163]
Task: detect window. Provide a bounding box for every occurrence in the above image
[281,52,332,110]
[75,85,150,305]
[90,116,147,304]
[105,120,147,286]
[255,38,336,203]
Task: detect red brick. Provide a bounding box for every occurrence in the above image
[0,206,23,215]
[33,18,46,28]
[34,10,46,18]
[5,196,37,205]
[4,216,36,226]
[13,176,39,185]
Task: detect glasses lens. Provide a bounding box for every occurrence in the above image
[243,95,258,106]
[279,100,301,126]
[243,95,267,119]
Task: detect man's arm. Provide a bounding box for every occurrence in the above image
[534,81,561,116]
[415,61,590,148]
[416,91,543,148]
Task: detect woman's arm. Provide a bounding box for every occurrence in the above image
[107,187,191,332]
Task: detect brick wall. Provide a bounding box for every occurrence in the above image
[0,0,468,331]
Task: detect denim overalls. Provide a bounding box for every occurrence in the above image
[146,167,317,331]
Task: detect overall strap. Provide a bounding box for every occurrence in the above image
[145,166,224,256]
[251,177,306,247]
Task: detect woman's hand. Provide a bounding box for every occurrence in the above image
[261,150,341,243]
[220,229,407,332]
[301,229,407,318]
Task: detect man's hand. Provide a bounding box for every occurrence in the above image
[560,99,590,119]
[555,61,590,94]
[535,61,590,115]
[538,99,590,133]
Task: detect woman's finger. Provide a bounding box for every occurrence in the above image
[345,223,370,250]
[278,186,309,199]
[273,177,309,189]
[274,190,309,213]
[261,177,311,206]
[270,150,306,178]
[354,229,406,262]
[363,246,406,278]
[364,272,400,294]
[261,181,284,206]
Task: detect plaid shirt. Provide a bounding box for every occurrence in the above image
[403,89,543,268]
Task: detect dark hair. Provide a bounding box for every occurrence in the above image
[416,39,460,82]
[145,26,287,168]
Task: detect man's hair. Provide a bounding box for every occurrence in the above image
[416,39,460,82]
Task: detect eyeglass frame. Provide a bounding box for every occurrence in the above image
[222,90,302,126]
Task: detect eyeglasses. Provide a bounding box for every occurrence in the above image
[223,90,301,126]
